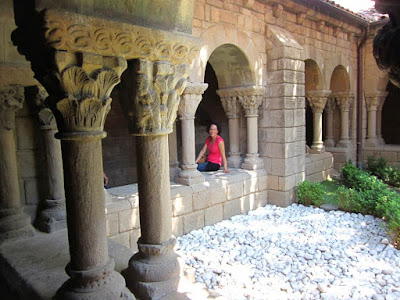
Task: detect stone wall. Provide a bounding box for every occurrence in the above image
[363,145,400,169]
[305,152,334,182]
[105,169,268,251]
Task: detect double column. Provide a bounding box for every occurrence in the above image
[122,59,190,299]
[176,82,208,185]
[50,52,133,299]
[306,90,331,153]
[365,91,389,146]
[238,86,265,170]
[33,86,66,233]
[333,92,355,148]
[217,88,242,168]
[324,96,336,147]
[0,86,35,243]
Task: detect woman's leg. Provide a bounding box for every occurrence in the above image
[197,162,208,171]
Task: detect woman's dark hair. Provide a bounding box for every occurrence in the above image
[206,122,222,134]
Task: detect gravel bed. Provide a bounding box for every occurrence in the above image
[176,204,400,300]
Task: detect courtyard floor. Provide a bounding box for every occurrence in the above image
[176,204,400,300]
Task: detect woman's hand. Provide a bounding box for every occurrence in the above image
[224,168,230,173]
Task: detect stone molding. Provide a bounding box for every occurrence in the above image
[44,10,200,65]
[0,85,24,130]
[178,82,208,120]
[128,59,190,136]
[365,91,389,111]
[53,51,127,135]
[236,86,266,117]
[332,91,355,112]
[305,90,331,113]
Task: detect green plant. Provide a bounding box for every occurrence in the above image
[376,192,400,249]
[296,181,326,207]
[366,156,387,179]
[335,186,362,213]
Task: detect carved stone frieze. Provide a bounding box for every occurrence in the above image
[365,91,389,111]
[332,92,355,112]
[236,86,266,117]
[52,52,127,134]
[305,90,331,114]
[178,82,208,119]
[0,86,24,130]
[129,59,190,136]
[44,10,201,65]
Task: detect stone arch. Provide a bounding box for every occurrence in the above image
[330,65,351,92]
[302,46,326,90]
[326,53,353,92]
[190,23,262,88]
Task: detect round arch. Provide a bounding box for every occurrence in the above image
[330,65,351,92]
[190,23,262,88]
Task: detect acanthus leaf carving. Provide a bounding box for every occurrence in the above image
[38,108,57,128]
[332,91,355,112]
[179,83,208,119]
[365,91,389,111]
[0,85,24,130]
[131,59,190,135]
[306,90,331,114]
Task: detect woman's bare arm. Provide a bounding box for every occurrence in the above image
[195,143,208,164]
[218,141,230,173]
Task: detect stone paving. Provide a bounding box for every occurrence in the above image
[176,204,400,300]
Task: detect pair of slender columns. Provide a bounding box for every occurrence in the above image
[365,91,389,146]
[306,90,331,153]
[217,86,265,170]
[323,97,336,148]
[334,92,355,148]
[0,86,35,243]
[176,82,208,185]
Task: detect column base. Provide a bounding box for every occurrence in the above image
[123,237,180,299]
[36,199,66,233]
[336,139,350,148]
[227,154,242,168]
[55,259,135,300]
[241,154,264,170]
[176,164,204,185]
[309,144,325,154]
[364,137,380,147]
[377,136,385,145]
[0,206,34,244]
[324,139,335,148]
[169,161,180,182]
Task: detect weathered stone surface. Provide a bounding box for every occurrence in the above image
[204,204,223,226]
[223,198,241,219]
[183,211,205,234]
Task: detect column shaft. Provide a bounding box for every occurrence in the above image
[180,118,195,166]
[325,110,335,147]
[168,122,179,181]
[338,110,350,146]
[227,117,242,167]
[367,109,377,139]
[377,108,384,144]
[311,111,324,152]
[247,116,258,155]
[136,135,171,244]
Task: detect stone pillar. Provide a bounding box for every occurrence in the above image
[366,91,388,146]
[123,59,190,299]
[238,86,265,170]
[33,86,66,233]
[51,52,133,300]
[334,92,354,148]
[0,85,35,243]
[168,122,180,181]
[306,90,331,154]
[324,97,336,147]
[177,82,208,185]
[217,88,242,168]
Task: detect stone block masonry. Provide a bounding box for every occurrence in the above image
[105,169,268,248]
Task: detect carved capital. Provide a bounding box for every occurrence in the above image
[325,97,337,113]
[332,92,355,112]
[32,86,49,109]
[38,108,57,129]
[236,86,266,117]
[52,52,127,135]
[365,91,389,111]
[178,82,208,119]
[0,86,24,130]
[217,88,241,119]
[128,59,190,136]
[306,90,331,114]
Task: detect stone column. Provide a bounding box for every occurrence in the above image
[123,59,190,299]
[238,86,265,170]
[177,82,208,185]
[33,86,66,233]
[334,92,354,148]
[306,90,331,154]
[51,52,133,300]
[366,91,388,146]
[0,85,35,243]
[217,88,242,168]
[324,97,336,147]
[168,122,180,181]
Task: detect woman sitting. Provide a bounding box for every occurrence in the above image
[195,123,230,173]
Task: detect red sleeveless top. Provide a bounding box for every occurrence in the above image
[206,135,224,166]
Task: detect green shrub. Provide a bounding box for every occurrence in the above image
[376,192,400,249]
[366,156,400,187]
[335,186,362,213]
[296,181,326,207]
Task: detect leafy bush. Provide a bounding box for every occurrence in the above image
[377,192,400,248]
[366,156,400,187]
[296,181,326,207]
[335,186,362,213]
